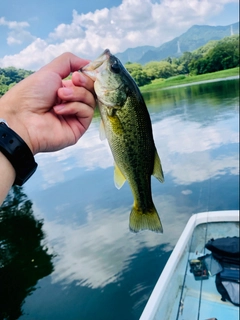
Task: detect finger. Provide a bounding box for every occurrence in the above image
[57,87,96,109]
[72,71,95,93]
[53,101,95,136]
[40,52,90,79]
[62,79,73,88]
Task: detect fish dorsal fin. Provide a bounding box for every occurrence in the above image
[153,149,164,183]
[114,163,126,189]
[99,120,106,140]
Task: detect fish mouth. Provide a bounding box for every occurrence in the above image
[81,49,111,81]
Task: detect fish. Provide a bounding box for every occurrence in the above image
[82,49,164,233]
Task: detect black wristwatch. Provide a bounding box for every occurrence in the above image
[0,119,38,186]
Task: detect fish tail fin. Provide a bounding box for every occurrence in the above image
[129,205,163,233]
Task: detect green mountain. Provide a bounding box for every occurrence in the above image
[116,22,239,64]
[115,45,155,64]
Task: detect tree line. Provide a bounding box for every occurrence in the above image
[0,34,239,94]
[0,67,33,97]
[125,34,239,86]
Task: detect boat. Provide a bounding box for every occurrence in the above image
[140,210,239,320]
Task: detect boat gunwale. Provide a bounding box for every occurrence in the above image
[140,210,239,320]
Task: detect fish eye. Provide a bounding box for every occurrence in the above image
[111,60,121,74]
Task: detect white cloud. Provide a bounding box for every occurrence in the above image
[34,193,184,289]
[0,17,29,29]
[181,189,193,195]
[153,115,239,155]
[7,36,22,45]
[152,115,239,184]
[49,21,85,41]
[35,121,113,189]
[7,30,36,46]
[0,38,49,69]
[0,0,238,69]
[0,16,36,47]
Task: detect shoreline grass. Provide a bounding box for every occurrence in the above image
[140,67,239,92]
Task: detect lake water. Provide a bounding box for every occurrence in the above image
[0,78,239,320]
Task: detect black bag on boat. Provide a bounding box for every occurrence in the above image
[205,236,240,266]
[205,236,240,306]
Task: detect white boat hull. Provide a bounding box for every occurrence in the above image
[140,210,239,320]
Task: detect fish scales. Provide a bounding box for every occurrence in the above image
[102,95,155,211]
[82,49,164,233]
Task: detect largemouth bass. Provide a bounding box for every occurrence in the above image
[82,49,164,233]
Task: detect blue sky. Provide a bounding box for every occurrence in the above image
[0,0,239,70]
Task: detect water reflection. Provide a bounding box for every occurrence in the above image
[0,186,54,319]
[33,122,113,190]
[17,78,239,319]
[153,116,239,184]
[37,195,183,289]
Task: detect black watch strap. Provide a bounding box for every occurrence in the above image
[0,120,38,186]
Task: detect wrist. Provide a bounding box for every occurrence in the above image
[4,118,34,154]
[0,120,38,186]
[0,150,16,182]
[0,96,34,154]
[0,151,16,205]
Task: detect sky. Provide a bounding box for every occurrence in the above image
[0,0,239,70]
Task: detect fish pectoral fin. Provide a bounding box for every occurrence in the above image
[129,205,163,233]
[99,120,107,140]
[152,149,164,183]
[114,163,126,189]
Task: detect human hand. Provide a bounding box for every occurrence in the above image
[0,53,96,155]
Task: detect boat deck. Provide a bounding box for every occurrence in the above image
[140,212,240,320]
[157,220,239,320]
[171,252,239,320]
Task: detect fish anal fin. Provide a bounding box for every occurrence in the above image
[129,205,163,233]
[153,149,164,183]
[99,120,106,140]
[114,163,126,189]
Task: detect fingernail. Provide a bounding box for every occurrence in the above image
[79,72,87,84]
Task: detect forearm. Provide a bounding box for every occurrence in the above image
[0,92,31,205]
[0,96,16,204]
[0,152,15,205]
